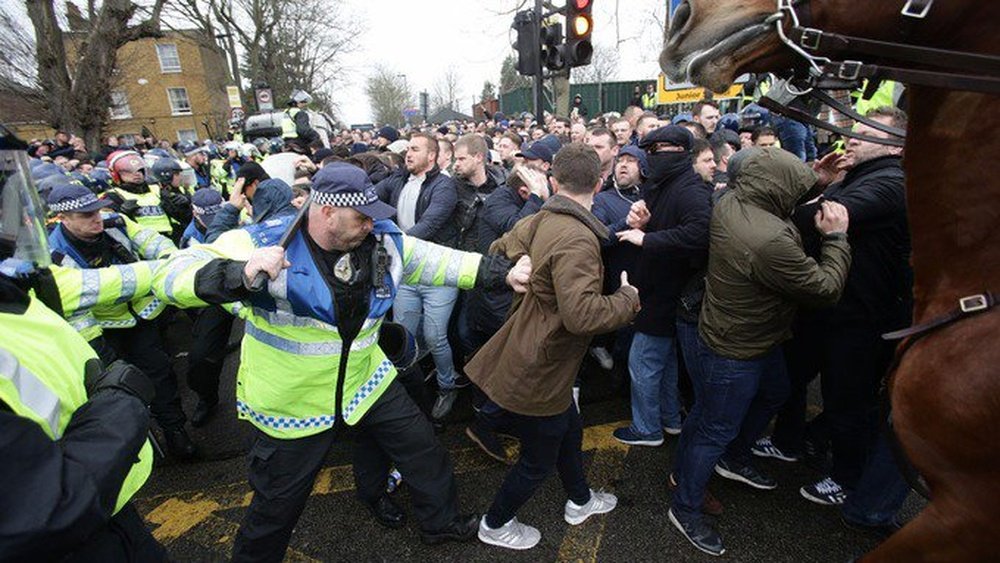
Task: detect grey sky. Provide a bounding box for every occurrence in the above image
[335,0,668,124]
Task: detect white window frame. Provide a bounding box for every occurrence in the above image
[109,90,132,119]
[177,129,198,143]
[156,43,182,73]
[167,87,192,116]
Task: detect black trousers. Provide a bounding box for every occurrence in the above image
[186,305,234,404]
[98,320,186,429]
[484,402,590,528]
[66,504,167,562]
[231,379,459,563]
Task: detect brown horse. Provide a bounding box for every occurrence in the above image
[660,1,1000,561]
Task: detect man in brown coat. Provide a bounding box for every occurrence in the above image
[465,143,641,550]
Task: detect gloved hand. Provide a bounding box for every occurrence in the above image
[119,199,140,219]
[84,359,155,405]
[161,191,193,225]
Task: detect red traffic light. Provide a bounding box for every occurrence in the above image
[573,0,591,9]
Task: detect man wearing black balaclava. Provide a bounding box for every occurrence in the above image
[611,125,712,454]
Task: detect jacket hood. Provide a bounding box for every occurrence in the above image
[541,194,609,240]
[252,178,296,222]
[733,147,818,217]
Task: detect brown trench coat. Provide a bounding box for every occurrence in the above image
[465,194,639,417]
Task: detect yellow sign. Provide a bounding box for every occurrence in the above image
[656,74,743,104]
[226,86,242,109]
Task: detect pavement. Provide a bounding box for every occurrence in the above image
[137,315,925,562]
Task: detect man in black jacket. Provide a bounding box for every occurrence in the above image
[756,108,912,509]
[375,133,462,418]
[612,126,712,447]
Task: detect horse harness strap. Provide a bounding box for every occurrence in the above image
[757,94,906,147]
[883,293,997,341]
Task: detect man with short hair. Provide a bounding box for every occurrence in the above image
[437,139,455,176]
[692,139,717,184]
[692,101,721,135]
[635,113,662,142]
[710,139,736,191]
[611,118,633,147]
[550,117,571,141]
[752,126,778,148]
[586,128,619,190]
[497,131,523,170]
[375,133,463,419]
[467,143,640,550]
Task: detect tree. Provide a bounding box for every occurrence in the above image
[499,54,530,94]
[430,68,462,114]
[480,80,497,102]
[365,65,411,128]
[0,6,40,92]
[24,0,167,149]
[570,43,620,85]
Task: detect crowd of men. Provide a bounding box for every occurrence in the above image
[2,83,914,560]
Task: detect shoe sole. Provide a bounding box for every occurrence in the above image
[421,529,477,545]
[714,465,777,490]
[477,530,540,550]
[668,510,725,557]
[800,486,844,506]
[465,427,511,464]
[564,503,616,525]
[751,448,800,462]
[614,436,664,447]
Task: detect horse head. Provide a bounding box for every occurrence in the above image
[660,0,995,91]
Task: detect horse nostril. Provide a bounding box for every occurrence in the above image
[669,0,692,40]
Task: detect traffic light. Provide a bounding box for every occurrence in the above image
[541,22,565,71]
[512,10,539,76]
[565,0,594,67]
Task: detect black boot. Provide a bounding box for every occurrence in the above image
[191,398,218,427]
[365,494,406,530]
[163,426,198,460]
[420,513,479,545]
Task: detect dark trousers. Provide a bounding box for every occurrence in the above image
[186,306,234,404]
[232,380,459,563]
[100,320,186,429]
[672,338,789,522]
[484,402,591,528]
[67,504,167,562]
[772,320,825,455]
[840,428,910,526]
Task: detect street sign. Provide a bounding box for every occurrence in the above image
[226,86,242,108]
[230,107,246,122]
[656,74,743,104]
[255,88,274,111]
[402,108,420,118]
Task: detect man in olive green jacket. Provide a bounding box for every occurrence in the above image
[669,147,852,557]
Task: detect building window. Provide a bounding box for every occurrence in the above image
[167,87,192,115]
[156,43,182,73]
[109,90,132,119]
[177,129,198,143]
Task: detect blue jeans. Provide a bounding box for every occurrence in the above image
[627,331,681,437]
[672,338,789,521]
[841,430,910,526]
[673,320,705,473]
[773,116,817,162]
[393,285,459,389]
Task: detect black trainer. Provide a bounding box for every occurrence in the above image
[714,458,777,490]
[365,494,406,530]
[668,508,725,557]
[420,513,479,545]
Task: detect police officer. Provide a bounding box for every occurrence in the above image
[180,188,233,426]
[104,150,174,236]
[149,156,193,243]
[153,162,531,562]
[283,90,319,149]
[46,183,197,459]
[0,133,165,561]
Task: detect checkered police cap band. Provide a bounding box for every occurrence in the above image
[312,189,377,208]
[192,203,222,216]
[49,193,102,213]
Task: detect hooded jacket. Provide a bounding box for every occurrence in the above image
[206,178,297,243]
[699,148,851,359]
[465,195,639,416]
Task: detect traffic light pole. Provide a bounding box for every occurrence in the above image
[533,0,545,125]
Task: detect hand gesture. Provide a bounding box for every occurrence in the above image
[616,228,646,247]
[814,201,849,235]
[626,200,650,229]
[229,177,247,210]
[620,271,641,310]
[515,165,550,201]
[506,254,532,293]
[243,246,290,284]
[812,152,847,187]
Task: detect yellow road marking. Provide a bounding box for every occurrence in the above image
[145,497,220,542]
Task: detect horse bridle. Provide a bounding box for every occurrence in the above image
[752,0,1000,147]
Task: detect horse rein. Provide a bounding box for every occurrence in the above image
[770,0,1000,95]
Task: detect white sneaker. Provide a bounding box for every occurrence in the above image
[564,489,618,525]
[589,346,614,370]
[478,516,541,550]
